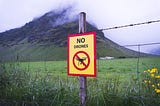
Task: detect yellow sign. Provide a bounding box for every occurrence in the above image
[68,32,96,77]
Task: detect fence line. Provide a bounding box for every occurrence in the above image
[1,17,160,106]
[1,41,160,48]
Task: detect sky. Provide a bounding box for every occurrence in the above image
[0,0,160,54]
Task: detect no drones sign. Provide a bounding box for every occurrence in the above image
[67,32,96,77]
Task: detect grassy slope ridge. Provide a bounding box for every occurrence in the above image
[0,9,149,62]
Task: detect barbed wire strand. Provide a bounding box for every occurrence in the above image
[2,42,160,48]
[123,42,160,47]
[98,19,160,31]
[1,19,160,47]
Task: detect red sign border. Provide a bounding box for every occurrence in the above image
[67,32,96,77]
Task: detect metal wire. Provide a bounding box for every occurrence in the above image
[123,42,160,47]
[1,19,160,47]
[98,19,160,31]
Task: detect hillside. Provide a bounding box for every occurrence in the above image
[0,9,149,62]
[152,48,160,55]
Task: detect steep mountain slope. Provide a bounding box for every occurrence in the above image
[0,9,149,61]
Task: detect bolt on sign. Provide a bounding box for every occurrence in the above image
[67,32,96,77]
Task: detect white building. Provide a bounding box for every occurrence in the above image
[99,56,114,60]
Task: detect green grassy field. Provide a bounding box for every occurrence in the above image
[0,57,160,106]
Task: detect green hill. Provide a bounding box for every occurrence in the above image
[0,9,148,62]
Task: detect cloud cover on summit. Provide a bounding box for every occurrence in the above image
[0,0,160,54]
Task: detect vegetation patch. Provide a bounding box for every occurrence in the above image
[0,57,160,106]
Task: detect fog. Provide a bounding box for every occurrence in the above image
[0,0,160,54]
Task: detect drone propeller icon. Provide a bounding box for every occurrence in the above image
[76,57,87,66]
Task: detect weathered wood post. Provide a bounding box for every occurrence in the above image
[79,12,87,106]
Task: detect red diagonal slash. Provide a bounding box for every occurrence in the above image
[75,54,87,67]
[73,51,90,71]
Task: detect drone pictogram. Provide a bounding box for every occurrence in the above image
[76,57,87,66]
[73,51,90,71]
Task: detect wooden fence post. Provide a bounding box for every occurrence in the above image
[79,12,87,106]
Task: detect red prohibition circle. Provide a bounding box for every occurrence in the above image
[73,51,90,71]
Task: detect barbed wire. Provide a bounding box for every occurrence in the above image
[98,19,160,31]
[1,19,160,47]
[2,41,160,48]
[123,42,160,47]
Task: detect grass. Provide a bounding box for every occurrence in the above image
[0,57,160,106]
[0,45,67,61]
